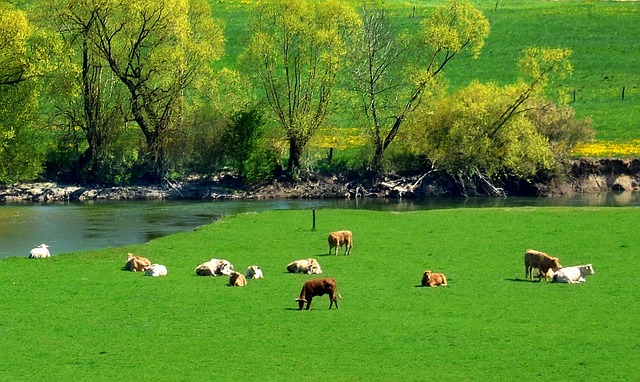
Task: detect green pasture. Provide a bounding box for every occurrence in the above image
[212,0,640,143]
[1,208,638,380]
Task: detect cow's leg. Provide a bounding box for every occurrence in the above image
[305,297,313,310]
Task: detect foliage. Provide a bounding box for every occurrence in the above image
[0,3,62,183]
[221,108,269,183]
[0,208,638,380]
[347,0,489,175]
[84,0,226,181]
[242,0,360,177]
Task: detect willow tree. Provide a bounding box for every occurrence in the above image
[243,0,360,177]
[87,0,225,181]
[349,0,489,175]
[411,47,586,195]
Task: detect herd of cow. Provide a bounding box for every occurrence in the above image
[28,228,595,310]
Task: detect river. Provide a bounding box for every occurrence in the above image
[2,192,639,258]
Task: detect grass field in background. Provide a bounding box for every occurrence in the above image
[1,208,638,380]
[211,0,640,156]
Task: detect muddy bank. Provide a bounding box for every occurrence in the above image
[1,159,639,203]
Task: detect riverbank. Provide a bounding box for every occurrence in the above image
[1,158,639,202]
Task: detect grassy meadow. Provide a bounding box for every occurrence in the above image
[1,208,638,380]
[211,0,640,157]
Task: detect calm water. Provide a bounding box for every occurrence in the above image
[2,193,639,258]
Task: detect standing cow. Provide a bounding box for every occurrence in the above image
[524,249,562,281]
[328,230,353,256]
[295,278,340,310]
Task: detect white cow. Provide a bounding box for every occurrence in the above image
[286,258,322,274]
[145,264,168,277]
[553,264,595,283]
[246,265,264,279]
[195,258,234,276]
[29,244,50,259]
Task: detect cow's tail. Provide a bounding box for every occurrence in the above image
[337,293,343,300]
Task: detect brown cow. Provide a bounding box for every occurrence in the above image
[124,253,151,272]
[229,271,247,287]
[295,278,340,310]
[524,249,562,281]
[421,270,448,287]
[328,230,353,256]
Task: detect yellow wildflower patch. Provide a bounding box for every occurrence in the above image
[311,127,367,150]
[572,140,640,158]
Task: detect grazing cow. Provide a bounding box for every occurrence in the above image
[195,259,234,276]
[29,244,50,259]
[328,230,353,256]
[295,278,340,310]
[553,264,595,284]
[245,265,264,279]
[124,253,151,272]
[286,258,322,274]
[421,270,448,287]
[524,249,562,281]
[145,264,168,277]
[229,271,247,286]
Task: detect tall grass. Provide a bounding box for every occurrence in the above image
[1,208,638,380]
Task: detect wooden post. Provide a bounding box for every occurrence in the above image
[622,86,626,101]
[413,7,416,18]
[573,89,576,103]
[312,209,316,231]
[495,1,498,11]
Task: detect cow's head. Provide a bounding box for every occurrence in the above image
[584,264,595,275]
[551,258,562,271]
[295,298,307,310]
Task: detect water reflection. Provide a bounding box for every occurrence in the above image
[1,193,638,258]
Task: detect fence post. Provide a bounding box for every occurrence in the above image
[312,209,316,231]
[622,86,626,100]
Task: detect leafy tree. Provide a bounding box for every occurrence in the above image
[348,0,489,175]
[242,0,360,178]
[409,47,588,195]
[49,0,130,183]
[0,3,61,183]
[87,0,225,181]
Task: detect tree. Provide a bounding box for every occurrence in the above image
[88,0,225,181]
[409,47,588,195]
[0,3,61,183]
[243,0,360,178]
[50,0,129,183]
[348,0,489,175]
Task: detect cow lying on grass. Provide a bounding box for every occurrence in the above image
[145,264,167,277]
[29,244,50,259]
[328,230,353,256]
[124,253,151,272]
[295,278,340,310]
[421,270,447,287]
[195,259,233,276]
[287,258,322,274]
[229,271,247,286]
[553,264,595,283]
[524,249,562,281]
[245,265,263,279]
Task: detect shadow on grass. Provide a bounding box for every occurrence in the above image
[505,278,539,283]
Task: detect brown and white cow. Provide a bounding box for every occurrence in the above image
[421,270,448,287]
[524,249,562,281]
[229,271,247,287]
[245,265,264,279]
[286,258,322,274]
[195,258,234,276]
[124,253,151,272]
[295,278,340,310]
[328,230,353,256]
